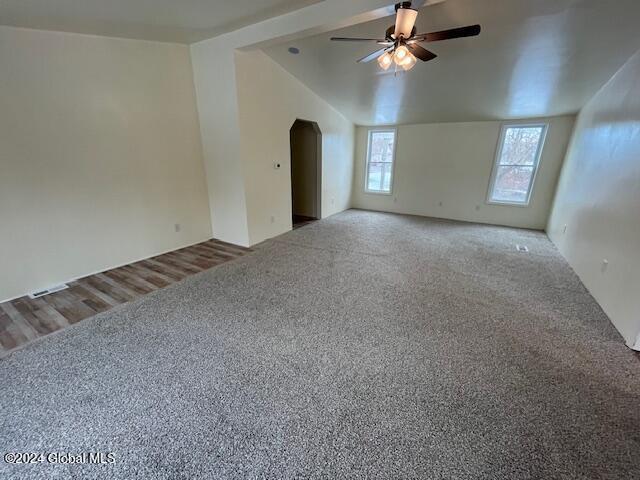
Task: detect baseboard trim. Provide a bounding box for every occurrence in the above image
[0,236,213,304]
[349,207,545,232]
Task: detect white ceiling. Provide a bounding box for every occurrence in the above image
[265,0,640,125]
[0,0,321,44]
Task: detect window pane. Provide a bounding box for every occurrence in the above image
[499,127,544,166]
[367,162,392,192]
[491,165,534,203]
[366,130,395,193]
[367,163,383,191]
[370,132,395,163]
[381,163,392,191]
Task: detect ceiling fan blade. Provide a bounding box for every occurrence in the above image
[357,48,388,63]
[413,24,481,43]
[408,44,437,62]
[331,37,386,42]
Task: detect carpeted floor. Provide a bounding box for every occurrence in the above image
[1,210,638,479]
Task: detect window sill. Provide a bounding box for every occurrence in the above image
[364,190,393,196]
[486,199,531,208]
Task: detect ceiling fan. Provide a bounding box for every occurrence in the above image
[331,1,481,71]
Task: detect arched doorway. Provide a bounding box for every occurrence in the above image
[289,120,321,229]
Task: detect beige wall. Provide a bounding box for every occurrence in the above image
[352,116,575,230]
[0,26,211,302]
[190,36,250,247]
[234,50,355,245]
[548,50,640,350]
[190,0,380,248]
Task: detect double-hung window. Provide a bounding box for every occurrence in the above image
[365,129,396,194]
[488,124,548,206]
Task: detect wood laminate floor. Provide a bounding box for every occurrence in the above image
[0,239,251,356]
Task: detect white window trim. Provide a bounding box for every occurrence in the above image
[364,128,397,195]
[486,122,549,207]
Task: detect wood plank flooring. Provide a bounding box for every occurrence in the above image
[0,239,251,356]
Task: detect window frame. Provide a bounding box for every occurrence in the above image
[486,122,549,207]
[364,128,398,195]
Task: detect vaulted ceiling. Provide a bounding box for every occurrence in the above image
[0,0,321,43]
[265,0,640,125]
[3,0,640,125]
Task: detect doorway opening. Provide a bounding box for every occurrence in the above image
[289,119,321,229]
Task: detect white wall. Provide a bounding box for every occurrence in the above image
[352,116,575,230]
[190,37,251,247]
[190,0,394,247]
[0,26,211,302]
[548,50,640,350]
[235,50,354,245]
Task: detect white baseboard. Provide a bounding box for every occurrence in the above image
[0,236,212,304]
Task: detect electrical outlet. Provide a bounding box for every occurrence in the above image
[174,223,181,233]
[601,259,609,273]
[270,215,275,224]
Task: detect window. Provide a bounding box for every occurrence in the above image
[365,129,396,194]
[488,124,548,206]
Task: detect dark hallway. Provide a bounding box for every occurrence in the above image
[290,120,321,229]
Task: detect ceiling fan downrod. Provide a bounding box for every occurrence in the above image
[395,2,414,11]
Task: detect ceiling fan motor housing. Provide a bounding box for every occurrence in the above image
[386,25,417,42]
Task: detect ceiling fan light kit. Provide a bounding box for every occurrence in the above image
[331,1,481,73]
[377,51,394,70]
[394,44,410,62]
[399,51,417,71]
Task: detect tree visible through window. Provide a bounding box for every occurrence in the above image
[488,124,547,205]
[365,130,396,193]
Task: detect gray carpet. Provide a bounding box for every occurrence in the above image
[1,210,639,479]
